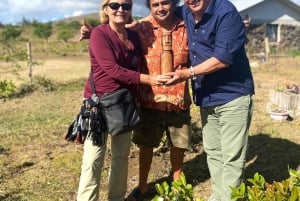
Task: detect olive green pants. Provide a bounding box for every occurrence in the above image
[200,95,253,201]
[77,131,132,201]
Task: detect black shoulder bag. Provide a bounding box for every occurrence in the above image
[99,52,141,136]
[66,51,140,140]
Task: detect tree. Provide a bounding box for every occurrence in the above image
[21,17,32,26]
[32,21,52,40]
[0,26,23,59]
[32,21,52,53]
[85,18,100,27]
[57,21,81,42]
[0,26,22,42]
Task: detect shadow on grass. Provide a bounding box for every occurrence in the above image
[245,133,300,182]
[147,132,300,189]
[184,133,300,184]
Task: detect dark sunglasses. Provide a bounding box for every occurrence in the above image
[108,2,132,11]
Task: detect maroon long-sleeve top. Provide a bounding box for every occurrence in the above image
[83,24,141,98]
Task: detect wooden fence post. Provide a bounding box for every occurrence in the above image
[27,42,33,84]
[264,37,269,62]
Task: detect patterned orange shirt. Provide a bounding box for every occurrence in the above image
[137,16,191,111]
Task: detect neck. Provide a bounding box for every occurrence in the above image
[109,22,126,35]
[194,13,203,23]
[159,15,177,32]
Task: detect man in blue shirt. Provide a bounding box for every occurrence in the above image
[166,0,254,200]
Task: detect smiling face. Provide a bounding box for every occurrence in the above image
[183,0,211,18]
[149,0,174,23]
[149,0,177,28]
[101,0,133,24]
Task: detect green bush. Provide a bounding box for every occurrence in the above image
[57,21,81,42]
[0,79,16,99]
[34,75,56,92]
[153,173,204,201]
[153,169,300,201]
[287,48,300,57]
[230,169,300,201]
[32,21,52,40]
[0,26,22,41]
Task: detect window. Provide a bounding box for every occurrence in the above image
[266,24,279,42]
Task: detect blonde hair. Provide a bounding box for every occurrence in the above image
[100,0,134,24]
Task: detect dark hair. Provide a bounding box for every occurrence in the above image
[145,0,180,9]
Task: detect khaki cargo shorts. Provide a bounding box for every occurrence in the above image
[132,107,191,149]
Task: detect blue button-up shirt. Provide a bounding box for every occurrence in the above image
[178,0,254,107]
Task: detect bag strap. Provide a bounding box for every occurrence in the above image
[132,50,137,71]
[89,69,96,95]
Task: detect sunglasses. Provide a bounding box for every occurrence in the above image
[108,2,132,11]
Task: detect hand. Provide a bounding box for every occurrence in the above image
[79,20,93,41]
[243,15,251,32]
[125,20,140,30]
[150,74,172,86]
[125,15,153,31]
[164,70,188,86]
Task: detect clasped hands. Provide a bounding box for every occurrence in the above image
[151,69,189,86]
[78,21,190,86]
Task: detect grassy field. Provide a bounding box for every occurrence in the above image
[0,54,300,201]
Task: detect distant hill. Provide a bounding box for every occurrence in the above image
[54,12,142,25]
[54,12,99,24]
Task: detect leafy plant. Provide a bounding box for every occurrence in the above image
[84,18,101,27]
[32,21,52,40]
[0,26,22,41]
[57,21,81,42]
[34,75,56,92]
[0,79,16,99]
[153,173,204,201]
[230,169,300,201]
[287,48,300,57]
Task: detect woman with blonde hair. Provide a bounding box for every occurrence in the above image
[76,0,169,200]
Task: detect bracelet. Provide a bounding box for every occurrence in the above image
[190,66,196,80]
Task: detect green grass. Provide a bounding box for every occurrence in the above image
[0,56,300,201]
[0,79,85,201]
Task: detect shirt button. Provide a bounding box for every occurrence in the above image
[193,55,197,58]
[192,42,195,46]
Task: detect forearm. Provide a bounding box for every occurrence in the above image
[140,74,152,85]
[180,57,229,79]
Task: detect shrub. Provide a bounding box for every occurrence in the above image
[230,169,300,201]
[153,169,300,201]
[153,173,204,201]
[34,75,56,92]
[0,79,16,99]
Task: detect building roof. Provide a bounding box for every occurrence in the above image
[230,0,264,12]
[230,0,300,12]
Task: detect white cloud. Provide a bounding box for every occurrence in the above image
[71,10,85,17]
[8,0,46,14]
[56,1,98,12]
[0,0,299,25]
[0,0,150,24]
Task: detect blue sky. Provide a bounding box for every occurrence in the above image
[1,0,300,25]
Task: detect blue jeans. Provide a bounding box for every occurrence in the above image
[200,95,253,201]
